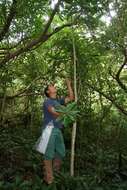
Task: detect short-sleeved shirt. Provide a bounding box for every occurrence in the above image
[43,97,65,129]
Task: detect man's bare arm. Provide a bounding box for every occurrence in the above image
[47,106,60,118]
[65,79,74,104]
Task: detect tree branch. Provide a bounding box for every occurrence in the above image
[0,0,17,41]
[30,22,73,51]
[0,76,43,99]
[42,0,61,36]
[0,0,72,66]
[0,35,31,52]
[86,82,127,116]
[0,91,43,99]
[47,23,73,38]
[109,48,127,93]
[115,48,127,92]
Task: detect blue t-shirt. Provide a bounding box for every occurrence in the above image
[43,97,65,128]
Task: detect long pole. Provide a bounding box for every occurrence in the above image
[70,36,78,176]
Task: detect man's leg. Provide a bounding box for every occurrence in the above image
[53,129,65,173]
[53,158,62,172]
[43,128,56,184]
[43,160,53,184]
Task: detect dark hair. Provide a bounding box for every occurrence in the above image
[44,85,50,97]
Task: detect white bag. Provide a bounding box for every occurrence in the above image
[34,121,54,154]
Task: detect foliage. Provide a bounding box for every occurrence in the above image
[55,102,79,127]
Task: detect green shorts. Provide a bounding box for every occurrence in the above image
[43,127,65,160]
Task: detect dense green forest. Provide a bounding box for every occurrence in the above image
[1,0,127,189]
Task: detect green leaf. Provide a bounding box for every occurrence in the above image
[55,102,79,127]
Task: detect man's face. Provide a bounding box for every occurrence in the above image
[48,84,57,95]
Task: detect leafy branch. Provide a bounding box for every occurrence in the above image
[55,102,79,127]
[0,0,74,66]
[86,82,127,116]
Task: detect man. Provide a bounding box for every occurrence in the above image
[42,79,74,184]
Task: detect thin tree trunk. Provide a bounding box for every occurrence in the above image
[0,89,7,126]
[70,37,78,176]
